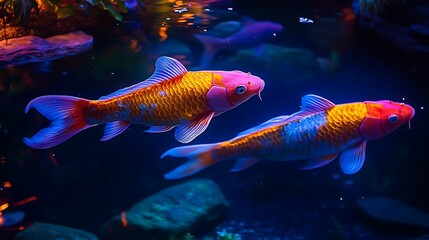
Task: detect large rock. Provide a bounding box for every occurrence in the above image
[14,222,98,240]
[356,197,429,229]
[0,31,93,69]
[100,179,229,240]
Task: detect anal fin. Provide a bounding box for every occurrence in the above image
[230,158,261,172]
[145,125,175,133]
[301,154,338,170]
[101,121,131,141]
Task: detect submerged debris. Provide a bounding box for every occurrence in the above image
[0,31,93,69]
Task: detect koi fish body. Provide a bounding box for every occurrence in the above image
[162,94,415,179]
[24,56,265,149]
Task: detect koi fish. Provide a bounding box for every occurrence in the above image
[195,16,283,68]
[24,56,265,149]
[0,210,25,227]
[162,94,415,179]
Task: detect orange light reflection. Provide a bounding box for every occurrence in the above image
[0,203,9,212]
[121,211,128,227]
[2,182,12,188]
[159,26,168,42]
[145,0,217,40]
[13,196,38,207]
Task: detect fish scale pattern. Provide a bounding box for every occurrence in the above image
[215,103,369,161]
[217,126,286,159]
[318,103,367,147]
[82,72,214,125]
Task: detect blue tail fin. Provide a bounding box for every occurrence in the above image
[195,34,224,68]
[161,143,219,179]
[24,95,93,149]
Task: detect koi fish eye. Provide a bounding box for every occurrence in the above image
[235,85,247,95]
[388,114,399,123]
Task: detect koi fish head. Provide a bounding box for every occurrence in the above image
[360,100,415,140]
[207,71,265,113]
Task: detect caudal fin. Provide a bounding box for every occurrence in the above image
[161,143,220,179]
[195,34,224,68]
[24,95,93,149]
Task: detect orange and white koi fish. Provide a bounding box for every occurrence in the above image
[162,94,415,179]
[24,56,265,149]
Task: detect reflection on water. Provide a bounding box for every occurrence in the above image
[143,0,220,41]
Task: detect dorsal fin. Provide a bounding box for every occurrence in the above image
[234,115,290,138]
[99,56,188,100]
[301,94,335,113]
[287,94,336,119]
[232,95,335,139]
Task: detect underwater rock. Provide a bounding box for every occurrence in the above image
[100,179,229,240]
[223,44,323,84]
[0,31,93,69]
[13,222,98,240]
[356,197,429,229]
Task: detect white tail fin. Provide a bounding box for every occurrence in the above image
[24,95,94,149]
[161,143,220,179]
[195,34,224,68]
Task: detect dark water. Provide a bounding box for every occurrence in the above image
[1,0,429,239]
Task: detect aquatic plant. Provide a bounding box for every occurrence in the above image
[169,232,195,240]
[0,0,72,26]
[216,229,242,240]
[0,0,144,41]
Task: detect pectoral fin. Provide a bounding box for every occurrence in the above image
[101,121,131,141]
[340,141,367,174]
[301,154,338,170]
[230,158,261,172]
[174,112,215,143]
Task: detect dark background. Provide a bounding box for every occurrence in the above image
[1,0,428,239]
